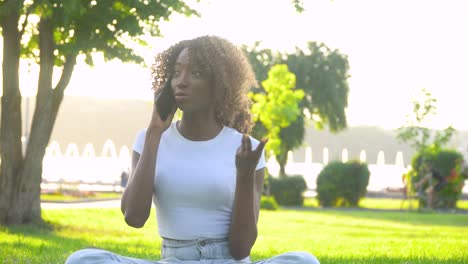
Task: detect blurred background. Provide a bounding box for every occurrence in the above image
[1,0,467,195]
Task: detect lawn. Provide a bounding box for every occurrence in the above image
[304,197,468,211]
[40,192,121,202]
[0,207,467,264]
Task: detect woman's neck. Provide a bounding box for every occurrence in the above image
[177,111,223,141]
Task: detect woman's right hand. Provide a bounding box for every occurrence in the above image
[149,91,177,132]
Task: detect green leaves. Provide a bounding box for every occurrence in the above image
[250,64,304,156]
[396,88,457,153]
[243,41,349,133]
[12,0,199,67]
[244,42,350,173]
[287,42,349,132]
[290,0,305,13]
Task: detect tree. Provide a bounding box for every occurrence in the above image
[0,0,199,225]
[396,88,458,209]
[276,114,305,175]
[250,64,304,176]
[244,42,350,173]
[286,43,349,132]
[396,88,455,155]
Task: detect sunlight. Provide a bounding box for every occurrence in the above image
[2,0,467,130]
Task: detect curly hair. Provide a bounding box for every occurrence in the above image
[151,35,258,134]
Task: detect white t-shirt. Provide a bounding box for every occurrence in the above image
[133,122,265,240]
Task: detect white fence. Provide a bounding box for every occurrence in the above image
[39,140,467,194]
[267,148,408,192]
[41,140,130,191]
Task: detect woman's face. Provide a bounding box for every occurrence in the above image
[171,48,214,113]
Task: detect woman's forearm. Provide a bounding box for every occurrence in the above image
[228,171,258,260]
[121,129,162,228]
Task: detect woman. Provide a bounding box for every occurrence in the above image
[66,36,320,264]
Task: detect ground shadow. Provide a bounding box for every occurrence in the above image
[0,222,162,263]
[283,207,468,227]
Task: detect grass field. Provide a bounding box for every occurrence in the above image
[1,207,467,264]
[40,192,121,202]
[304,197,468,211]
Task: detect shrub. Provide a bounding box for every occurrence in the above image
[316,160,370,207]
[270,175,307,206]
[316,161,345,207]
[408,149,464,209]
[260,196,279,210]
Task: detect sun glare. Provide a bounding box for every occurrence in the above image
[2,0,467,130]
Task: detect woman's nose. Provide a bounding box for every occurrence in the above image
[175,72,189,88]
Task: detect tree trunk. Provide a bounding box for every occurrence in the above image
[0,14,76,225]
[276,152,287,178]
[0,4,25,225]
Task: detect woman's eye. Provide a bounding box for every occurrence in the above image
[192,71,202,77]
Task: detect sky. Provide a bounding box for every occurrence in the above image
[10,0,468,130]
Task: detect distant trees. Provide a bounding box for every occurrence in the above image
[250,64,304,176]
[397,88,464,209]
[244,42,350,174]
[396,88,456,155]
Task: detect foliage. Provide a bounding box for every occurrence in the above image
[396,88,462,209]
[260,195,279,210]
[405,149,465,209]
[269,175,307,206]
[274,114,305,176]
[316,161,370,207]
[3,1,199,65]
[396,88,456,153]
[244,42,349,132]
[290,0,305,13]
[250,64,304,159]
[244,42,349,176]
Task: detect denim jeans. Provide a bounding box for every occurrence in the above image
[65,237,320,264]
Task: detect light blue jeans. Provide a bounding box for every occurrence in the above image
[65,237,320,264]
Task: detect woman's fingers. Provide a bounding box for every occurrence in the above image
[241,135,267,159]
[241,134,249,153]
[254,138,268,156]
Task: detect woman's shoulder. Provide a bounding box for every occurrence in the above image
[135,128,148,138]
[133,122,177,150]
[132,128,147,154]
[134,122,178,140]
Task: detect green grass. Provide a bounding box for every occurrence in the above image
[40,192,122,202]
[0,208,467,264]
[304,197,468,211]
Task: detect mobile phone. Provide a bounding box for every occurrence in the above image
[155,77,176,121]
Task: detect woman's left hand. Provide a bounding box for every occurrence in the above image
[235,135,268,176]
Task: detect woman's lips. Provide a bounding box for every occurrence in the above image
[174,94,188,101]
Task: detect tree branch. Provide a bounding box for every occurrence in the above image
[53,54,77,114]
[18,1,37,40]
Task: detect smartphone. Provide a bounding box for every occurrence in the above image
[155,77,176,121]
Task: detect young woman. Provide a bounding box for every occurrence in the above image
[66,36,320,264]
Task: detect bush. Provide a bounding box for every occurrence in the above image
[316,160,370,207]
[408,149,464,209]
[316,162,345,207]
[270,175,307,206]
[260,196,279,210]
